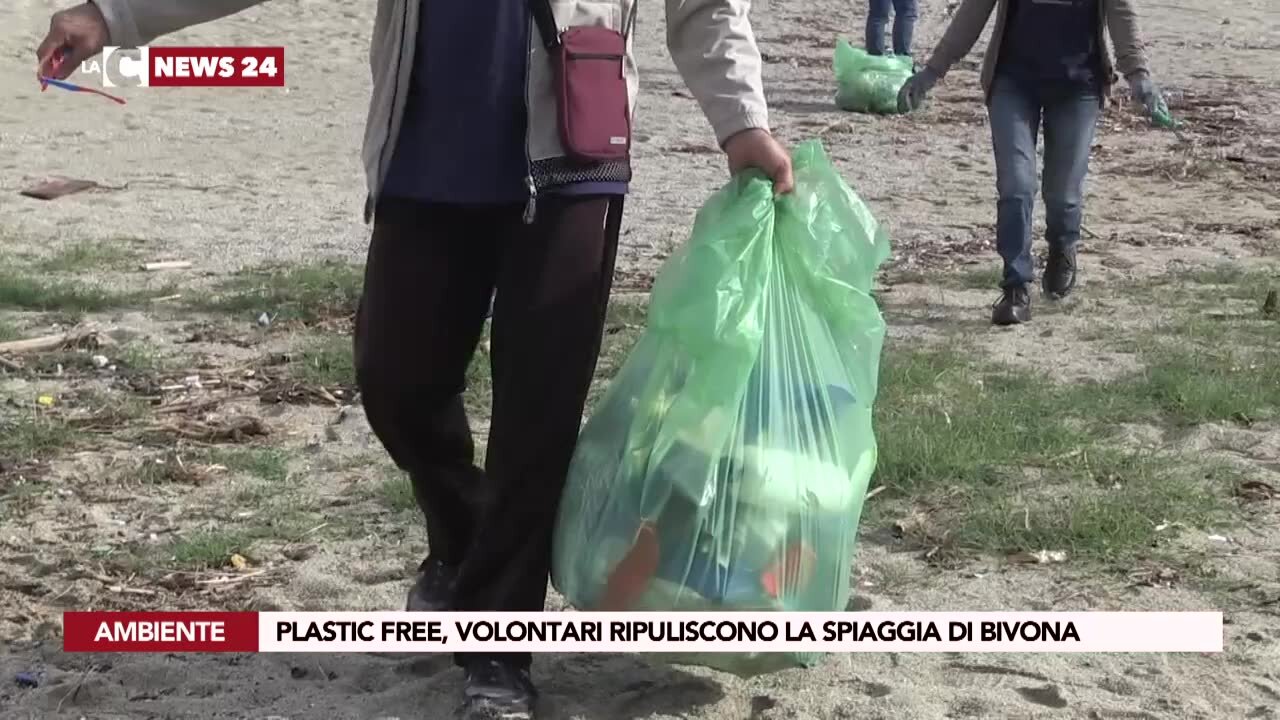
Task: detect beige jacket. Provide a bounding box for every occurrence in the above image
[925,0,1150,104]
[90,0,770,222]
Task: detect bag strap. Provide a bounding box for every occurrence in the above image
[622,1,638,39]
[530,0,640,50]
[530,0,561,50]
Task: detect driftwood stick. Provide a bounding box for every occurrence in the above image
[196,569,268,587]
[0,326,112,355]
[0,333,68,354]
[141,260,193,271]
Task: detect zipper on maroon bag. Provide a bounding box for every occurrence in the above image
[566,51,625,77]
[565,52,623,60]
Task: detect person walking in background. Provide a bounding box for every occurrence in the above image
[37,1,794,718]
[896,0,1162,325]
[866,0,918,58]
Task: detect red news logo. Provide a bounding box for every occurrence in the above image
[151,47,283,87]
[91,46,284,88]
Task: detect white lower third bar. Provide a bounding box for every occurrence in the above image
[256,611,1224,654]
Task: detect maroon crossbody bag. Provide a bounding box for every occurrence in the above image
[530,0,637,164]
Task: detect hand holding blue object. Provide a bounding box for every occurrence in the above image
[37,46,125,104]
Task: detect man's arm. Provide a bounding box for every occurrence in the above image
[663,0,769,148]
[38,0,268,80]
[91,0,268,47]
[923,0,997,78]
[1104,0,1150,78]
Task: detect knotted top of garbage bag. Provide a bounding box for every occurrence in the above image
[647,140,889,354]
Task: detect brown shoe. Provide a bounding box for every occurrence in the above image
[992,285,1032,326]
[461,660,537,720]
[405,557,457,612]
[1043,247,1077,299]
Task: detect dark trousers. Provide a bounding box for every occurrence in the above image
[353,194,624,668]
[988,74,1100,287]
[866,0,917,57]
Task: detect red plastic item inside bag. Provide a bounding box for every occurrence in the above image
[553,26,631,163]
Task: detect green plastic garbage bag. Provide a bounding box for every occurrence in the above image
[834,39,914,114]
[551,140,890,677]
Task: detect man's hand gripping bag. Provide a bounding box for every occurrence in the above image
[552,141,890,677]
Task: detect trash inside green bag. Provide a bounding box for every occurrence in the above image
[551,140,890,677]
[1149,92,1179,129]
[834,39,914,114]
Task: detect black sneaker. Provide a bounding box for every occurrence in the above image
[459,660,538,720]
[406,557,457,612]
[1043,247,1077,299]
[992,285,1032,326]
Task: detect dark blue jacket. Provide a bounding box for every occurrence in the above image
[383,1,627,203]
[998,0,1103,89]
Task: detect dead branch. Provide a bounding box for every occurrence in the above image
[0,327,115,355]
[196,569,268,587]
[0,333,70,354]
[140,261,193,272]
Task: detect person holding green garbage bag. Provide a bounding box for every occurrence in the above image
[38,1,793,718]
[553,141,889,677]
[896,0,1164,325]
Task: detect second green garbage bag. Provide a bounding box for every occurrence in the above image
[834,39,914,114]
[551,141,890,676]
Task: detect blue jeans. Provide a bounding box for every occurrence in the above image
[866,0,917,57]
[988,74,1100,288]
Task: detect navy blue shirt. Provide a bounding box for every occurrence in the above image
[382,1,628,204]
[999,0,1102,89]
